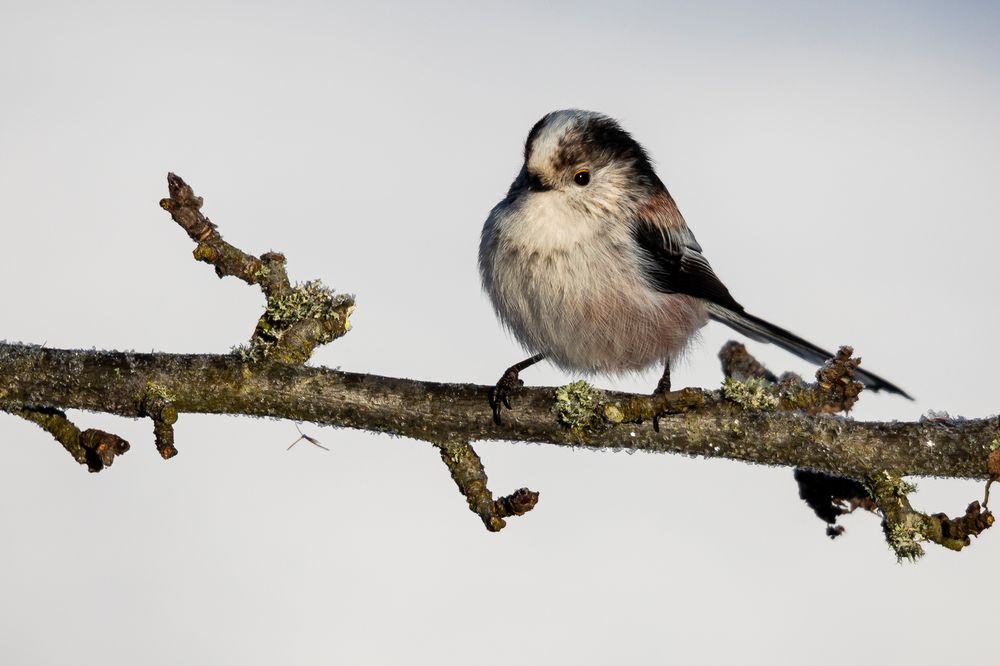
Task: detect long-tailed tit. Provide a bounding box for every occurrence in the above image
[479,109,909,423]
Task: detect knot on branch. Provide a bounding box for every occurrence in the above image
[79,429,130,472]
[141,383,178,459]
[494,488,540,518]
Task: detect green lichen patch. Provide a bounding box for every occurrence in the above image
[871,470,917,498]
[553,381,609,434]
[245,280,355,362]
[897,478,918,496]
[144,380,175,403]
[722,377,779,411]
[888,518,926,562]
[264,280,348,331]
[865,470,928,562]
[249,262,272,283]
[231,344,254,362]
[602,403,625,424]
[990,431,1000,452]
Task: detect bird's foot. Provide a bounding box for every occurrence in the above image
[652,367,672,432]
[489,366,525,425]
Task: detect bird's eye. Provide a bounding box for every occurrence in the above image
[573,168,591,186]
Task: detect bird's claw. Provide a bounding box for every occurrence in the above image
[489,368,524,425]
[652,369,671,433]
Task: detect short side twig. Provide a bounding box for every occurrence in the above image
[867,471,993,561]
[141,383,179,459]
[159,173,354,364]
[719,340,779,383]
[11,406,129,472]
[437,441,538,532]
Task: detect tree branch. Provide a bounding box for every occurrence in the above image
[1,342,996,480]
[1,173,997,556]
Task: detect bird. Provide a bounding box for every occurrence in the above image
[478,109,910,424]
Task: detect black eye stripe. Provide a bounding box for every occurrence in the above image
[526,172,552,192]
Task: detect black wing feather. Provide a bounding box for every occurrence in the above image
[632,217,743,312]
[630,215,912,398]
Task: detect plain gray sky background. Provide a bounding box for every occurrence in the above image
[2,1,999,663]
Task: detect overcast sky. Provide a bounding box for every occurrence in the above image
[2,1,999,664]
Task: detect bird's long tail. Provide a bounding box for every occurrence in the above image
[705,303,912,399]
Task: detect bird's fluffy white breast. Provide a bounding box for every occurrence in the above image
[480,193,708,373]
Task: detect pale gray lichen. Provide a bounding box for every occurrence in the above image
[553,380,608,434]
[144,380,175,403]
[250,263,272,283]
[603,403,625,424]
[880,470,918,497]
[721,377,779,411]
[231,344,254,362]
[265,280,347,329]
[864,470,925,562]
[242,280,355,361]
[898,478,918,495]
[438,441,467,464]
[888,516,926,562]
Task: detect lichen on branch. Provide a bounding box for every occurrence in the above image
[159,173,354,364]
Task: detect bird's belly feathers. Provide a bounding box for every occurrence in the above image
[483,232,708,373]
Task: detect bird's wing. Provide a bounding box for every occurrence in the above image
[630,207,745,312]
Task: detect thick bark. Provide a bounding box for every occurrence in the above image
[1,342,996,481]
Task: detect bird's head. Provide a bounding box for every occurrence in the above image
[514,110,661,213]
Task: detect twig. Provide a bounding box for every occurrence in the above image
[160,173,354,364]
[719,340,778,383]
[437,441,538,531]
[10,406,129,472]
[141,382,179,459]
[866,470,993,561]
